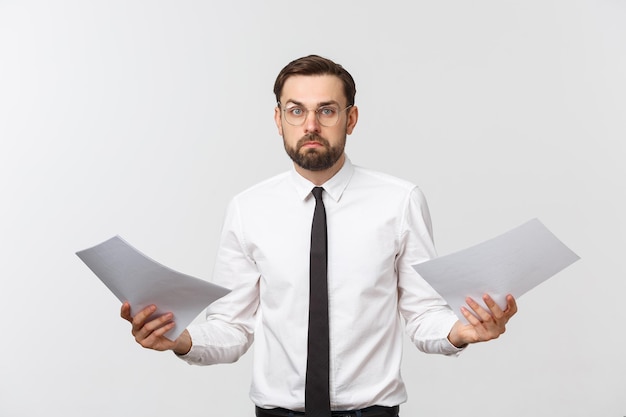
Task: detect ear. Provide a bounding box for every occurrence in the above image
[274,106,284,136]
[346,105,358,135]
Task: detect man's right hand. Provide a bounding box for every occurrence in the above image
[120,302,192,355]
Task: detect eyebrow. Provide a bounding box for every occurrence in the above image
[284,99,340,107]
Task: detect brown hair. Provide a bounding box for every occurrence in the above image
[273,55,357,106]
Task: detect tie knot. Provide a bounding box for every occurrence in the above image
[312,187,324,201]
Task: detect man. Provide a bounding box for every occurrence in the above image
[121,55,517,417]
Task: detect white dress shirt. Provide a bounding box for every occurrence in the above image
[179,157,462,411]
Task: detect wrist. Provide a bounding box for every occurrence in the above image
[173,330,192,355]
[447,322,468,349]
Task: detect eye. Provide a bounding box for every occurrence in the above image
[287,107,304,117]
[318,106,338,117]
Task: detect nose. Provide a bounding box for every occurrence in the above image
[303,109,321,133]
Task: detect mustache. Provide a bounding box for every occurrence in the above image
[296,133,330,148]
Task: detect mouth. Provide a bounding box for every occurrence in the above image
[301,141,323,148]
[297,134,328,151]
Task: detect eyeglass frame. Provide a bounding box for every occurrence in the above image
[278,101,354,127]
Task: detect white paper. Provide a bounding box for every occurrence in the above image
[412,218,580,321]
[76,236,230,339]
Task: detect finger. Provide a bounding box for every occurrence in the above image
[120,302,132,322]
[136,312,174,340]
[138,321,176,350]
[150,320,176,339]
[504,294,518,317]
[482,294,504,320]
[131,305,157,331]
[460,305,483,328]
[465,297,493,323]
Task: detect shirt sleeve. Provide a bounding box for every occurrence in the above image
[177,198,259,365]
[396,187,465,356]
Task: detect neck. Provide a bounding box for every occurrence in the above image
[295,154,346,186]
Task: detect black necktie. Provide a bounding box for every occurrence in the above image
[305,187,331,417]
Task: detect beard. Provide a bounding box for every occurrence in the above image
[284,133,346,171]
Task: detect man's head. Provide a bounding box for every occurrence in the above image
[274,55,358,176]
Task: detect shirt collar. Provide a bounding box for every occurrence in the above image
[290,156,355,202]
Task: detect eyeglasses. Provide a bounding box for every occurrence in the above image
[280,103,353,127]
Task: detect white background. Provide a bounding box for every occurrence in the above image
[1,1,624,416]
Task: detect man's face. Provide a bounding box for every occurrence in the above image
[274,75,357,172]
